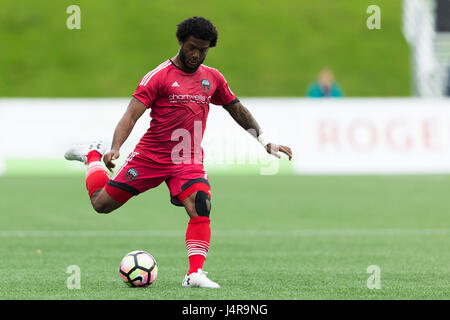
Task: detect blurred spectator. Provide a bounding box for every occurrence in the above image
[307,68,343,97]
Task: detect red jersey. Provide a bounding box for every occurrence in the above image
[132,59,237,164]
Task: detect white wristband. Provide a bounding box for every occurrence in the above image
[257,133,269,147]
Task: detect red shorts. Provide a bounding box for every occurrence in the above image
[104,151,211,206]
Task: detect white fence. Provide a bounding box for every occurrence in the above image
[0,98,449,175]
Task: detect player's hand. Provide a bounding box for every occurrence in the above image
[265,143,292,160]
[103,149,120,172]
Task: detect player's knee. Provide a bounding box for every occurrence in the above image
[91,199,113,214]
[91,189,123,214]
[195,191,211,217]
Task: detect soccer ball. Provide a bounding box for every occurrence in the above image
[119,250,158,287]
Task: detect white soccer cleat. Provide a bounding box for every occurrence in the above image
[182,269,220,288]
[64,141,106,165]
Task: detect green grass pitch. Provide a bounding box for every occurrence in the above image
[0,175,449,299]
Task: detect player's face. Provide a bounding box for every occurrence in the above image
[178,36,210,72]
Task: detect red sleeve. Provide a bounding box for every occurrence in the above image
[132,72,160,108]
[211,71,237,106]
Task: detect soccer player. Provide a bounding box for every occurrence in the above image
[65,16,292,288]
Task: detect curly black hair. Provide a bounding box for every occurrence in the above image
[176,16,218,47]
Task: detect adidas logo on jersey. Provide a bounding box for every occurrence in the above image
[172,81,180,87]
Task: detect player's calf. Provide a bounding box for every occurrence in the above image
[65,141,127,214]
[182,191,212,275]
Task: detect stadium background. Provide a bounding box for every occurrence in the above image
[1,0,410,97]
[1,0,449,300]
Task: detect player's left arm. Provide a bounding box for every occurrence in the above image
[223,101,292,160]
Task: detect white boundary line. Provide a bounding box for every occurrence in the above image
[0,229,448,237]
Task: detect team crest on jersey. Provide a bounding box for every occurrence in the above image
[201,79,211,93]
[125,168,138,181]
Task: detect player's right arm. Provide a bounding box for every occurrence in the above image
[103,97,147,172]
[105,62,165,171]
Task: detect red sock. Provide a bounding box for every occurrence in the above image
[85,150,109,197]
[185,216,211,275]
[87,150,102,164]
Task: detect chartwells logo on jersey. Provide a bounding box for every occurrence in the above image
[168,94,211,104]
[201,79,210,93]
[125,168,138,181]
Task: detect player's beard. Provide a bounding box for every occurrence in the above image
[179,46,204,73]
